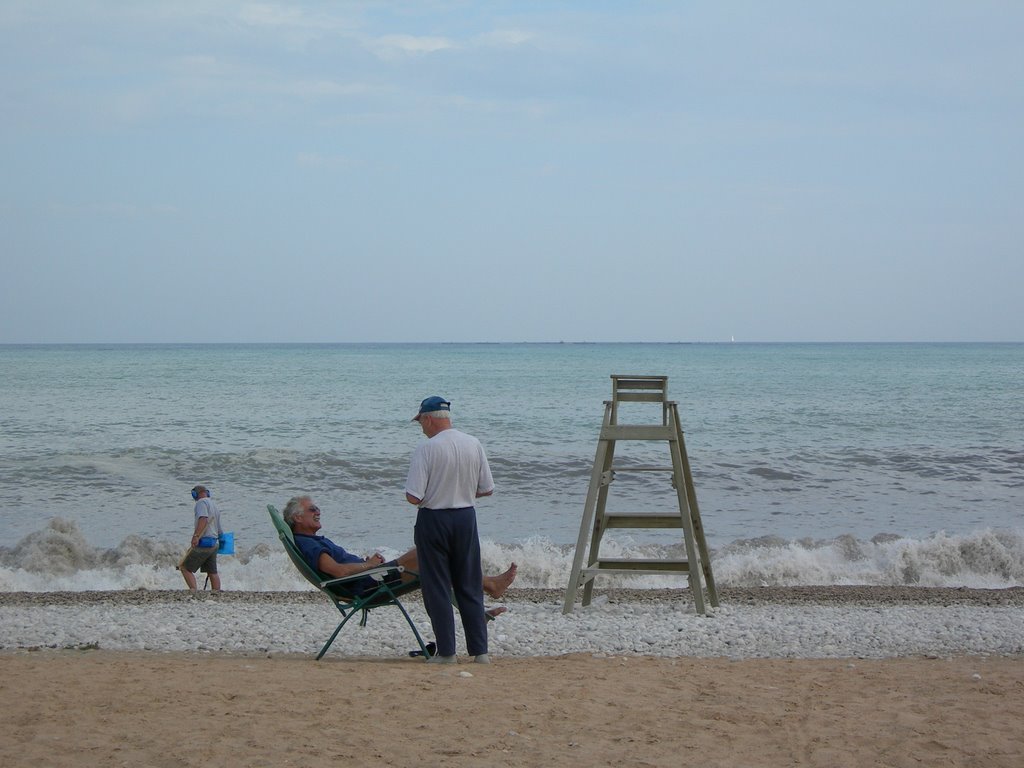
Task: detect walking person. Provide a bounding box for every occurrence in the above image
[405,396,495,664]
[179,484,222,591]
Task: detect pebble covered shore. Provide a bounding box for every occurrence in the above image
[2,585,1023,607]
[2,587,1022,659]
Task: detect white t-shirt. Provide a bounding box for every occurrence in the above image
[194,497,222,538]
[405,428,494,510]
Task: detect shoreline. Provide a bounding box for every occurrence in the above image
[2,584,1023,607]
[3,586,1022,661]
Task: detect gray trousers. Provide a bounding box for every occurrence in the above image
[413,506,487,657]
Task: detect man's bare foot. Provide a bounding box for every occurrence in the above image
[485,606,507,619]
[483,562,517,599]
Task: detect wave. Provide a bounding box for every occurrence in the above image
[1,518,1021,592]
[13,443,1020,497]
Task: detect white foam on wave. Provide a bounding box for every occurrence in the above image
[714,530,1024,588]
[1,518,1022,592]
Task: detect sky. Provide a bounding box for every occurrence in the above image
[1,1,1022,343]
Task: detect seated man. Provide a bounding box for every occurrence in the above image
[282,495,517,603]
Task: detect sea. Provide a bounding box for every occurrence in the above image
[1,343,1021,592]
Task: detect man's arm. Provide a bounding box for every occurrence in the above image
[476,442,495,499]
[317,552,385,579]
[190,514,209,546]
[405,444,428,506]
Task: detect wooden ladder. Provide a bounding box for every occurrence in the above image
[562,375,718,614]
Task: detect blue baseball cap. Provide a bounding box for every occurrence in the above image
[413,395,451,421]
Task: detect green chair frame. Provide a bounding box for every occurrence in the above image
[268,505,431,660]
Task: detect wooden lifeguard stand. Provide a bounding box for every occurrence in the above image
[563,375,718,614]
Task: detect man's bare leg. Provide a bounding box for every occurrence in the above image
[399,549,516,598]
[395,549,420,584]
[180,566,197,592]
[483,563,517,599]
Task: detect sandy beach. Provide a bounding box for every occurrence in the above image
[1,587,1023,766]
[2,651,1022,767]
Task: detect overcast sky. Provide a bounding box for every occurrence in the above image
[1,2,1021,343]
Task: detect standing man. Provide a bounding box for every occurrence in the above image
[405,396,494,664]
[179,484,222,592]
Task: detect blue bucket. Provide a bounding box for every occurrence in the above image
[218,531,235,555]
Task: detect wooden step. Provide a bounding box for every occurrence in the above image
[611,464,674,472]
[583,558,690,576]
[602,513,683,529]
[613,391,667,403]
[600,425,676,441]
[612,375,668,390]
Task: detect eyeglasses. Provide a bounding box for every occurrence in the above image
[306,505,320,514]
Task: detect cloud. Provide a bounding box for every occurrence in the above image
[368,34,455,60]
[473,29,534,48]
[235,1,354,35]
[366,26,536,60]
[237,2,311,29]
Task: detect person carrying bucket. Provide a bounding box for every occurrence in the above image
[179,484,223,592]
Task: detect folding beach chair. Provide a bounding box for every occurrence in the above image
[267,505,431,660]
